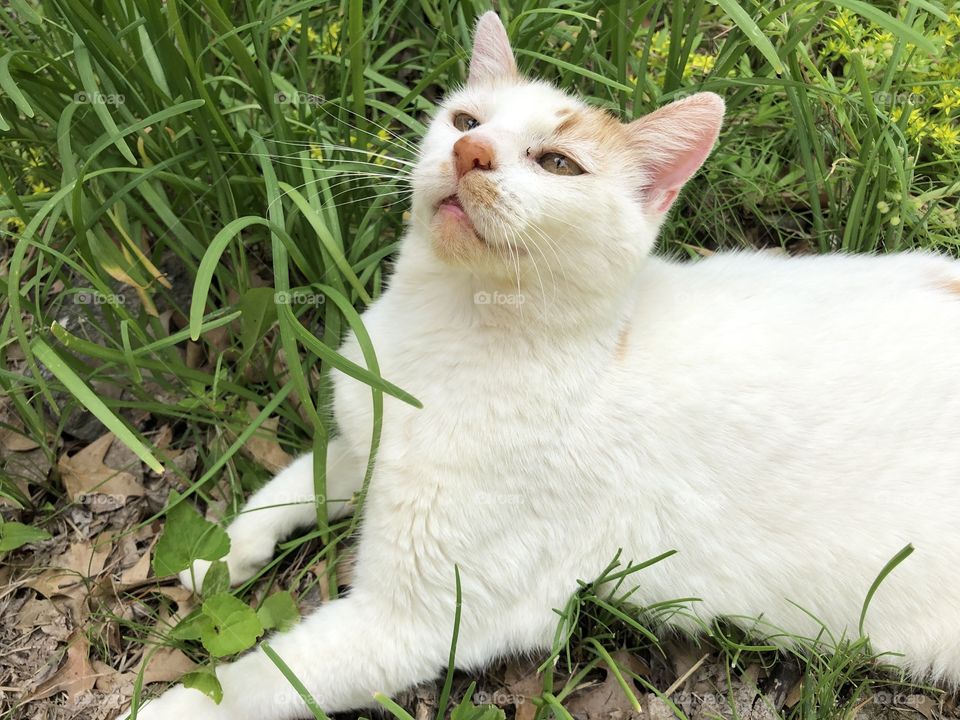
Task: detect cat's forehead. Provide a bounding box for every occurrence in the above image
[441,80,624,144]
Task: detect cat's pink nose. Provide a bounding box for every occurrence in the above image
[453,136,494,179]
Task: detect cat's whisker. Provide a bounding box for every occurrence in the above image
[288,100,422,155]
[514,224,558,308]
[226,150,416,175]
[314,187,413,214]
[266,173,411,213]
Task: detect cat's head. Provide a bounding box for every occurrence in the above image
[408,12,723,299]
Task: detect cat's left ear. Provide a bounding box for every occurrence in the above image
[626,92,725,215]
[468,12,518,86]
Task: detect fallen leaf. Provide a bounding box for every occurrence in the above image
[241,403,293,473]
[59,433,143,505]
[0,427,40,451]
[25,538,112,597]
[504,658,544,720]
[29,632,98,703]
[93,647,195,693]
[119,537,157,586]
[565,649,645,720]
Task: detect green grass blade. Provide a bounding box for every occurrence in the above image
[30,338,164,473]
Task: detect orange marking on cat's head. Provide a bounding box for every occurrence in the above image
[553,106,624,146]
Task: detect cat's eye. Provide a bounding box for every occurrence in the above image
[453,113,480,132]
[538,152,584,176]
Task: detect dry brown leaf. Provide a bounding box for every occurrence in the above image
[504,658,544,720]
[3,445,52,490]
[242,402,293,473]
[0,426,40,451]
[93,647,195,694]
[153,424,173,451]
[24,537,112,597]
[119,537,157,586]
[565,649,645,720]
[140,647,196,684]
[29,632,99,703]
[59,433,144,504]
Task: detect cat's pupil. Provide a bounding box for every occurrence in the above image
[453,112,479,131]
[538,151,583,176]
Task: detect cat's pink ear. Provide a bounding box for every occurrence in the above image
[626,93,725,215]
[468,12,518,86]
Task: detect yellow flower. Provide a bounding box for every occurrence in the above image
[4,216,25,234]
[935,88,960,113]
[26,147,44,168]
[831,9,861,37]
[31,180,52,194]
[930,122,960,149]
[307,27,319,44]
[683,53,716,78]
[309,144,324,161]
[903,110,929,138]
[822,38,849,57]
[319,21,341,54]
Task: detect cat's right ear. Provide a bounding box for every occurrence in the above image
[468,12,518,86]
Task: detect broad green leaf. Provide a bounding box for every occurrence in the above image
[201,560,231,597]
[169,610,206,641]
[182,668,224,704]
[200,593,264,657]
[0,521,51,552]
[257,591,300,631]
[153,491,230,576]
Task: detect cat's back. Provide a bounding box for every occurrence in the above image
[604,247,960,531]
[605,248,960,495]
[619,249,960,379]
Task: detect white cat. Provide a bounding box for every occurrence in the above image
[129,12,960,719]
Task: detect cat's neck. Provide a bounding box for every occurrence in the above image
[385,229,637,340]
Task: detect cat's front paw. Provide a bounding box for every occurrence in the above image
[124,684,229,720]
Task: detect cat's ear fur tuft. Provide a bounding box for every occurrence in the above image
[468,12,518,86]
[627,92,725,215]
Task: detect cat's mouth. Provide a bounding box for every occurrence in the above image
[436,194,490,244]
[437,194,483,237]
[435,194,524,255]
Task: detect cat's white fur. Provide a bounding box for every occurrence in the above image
[129,12,960,719]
